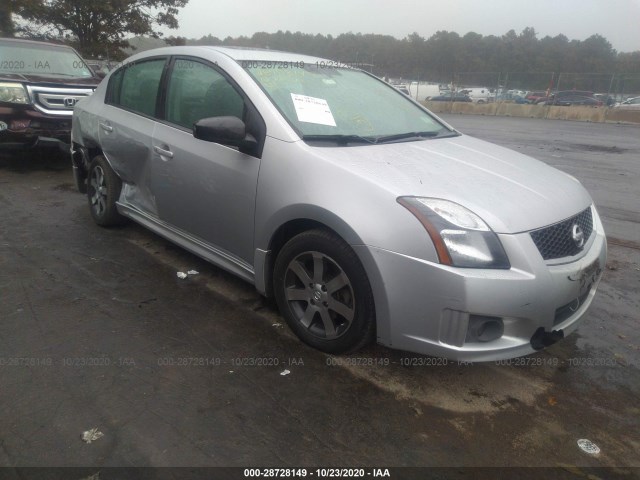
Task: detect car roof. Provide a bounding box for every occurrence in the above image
[556,90,594,95]
[204,46,332,63]
[128,45,334,65]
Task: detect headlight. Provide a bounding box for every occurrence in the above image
[398,197,510,269]
[0,82,30,104]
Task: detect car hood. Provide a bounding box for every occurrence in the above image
[310,134,592,234]
[0,72,100,86]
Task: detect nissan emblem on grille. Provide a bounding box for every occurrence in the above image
[530,207,593,260]
[572,224,585,248]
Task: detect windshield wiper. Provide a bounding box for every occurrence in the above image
[302,130,459,146]
[302,134,377,145]
[373,130,452,144]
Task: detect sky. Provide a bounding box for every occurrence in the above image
[163,0,640,53]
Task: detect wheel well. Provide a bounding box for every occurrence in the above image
[72,142,103,170]
[87,147,103,163]
[264,219,341,297]
[71,143,104,193]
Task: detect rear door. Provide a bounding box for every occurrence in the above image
[100,57,167,215]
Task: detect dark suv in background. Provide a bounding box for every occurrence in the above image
[534,90,602,106]
[0,38,101,155]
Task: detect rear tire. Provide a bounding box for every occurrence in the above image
[87,155,124,226]
[273,229,376,354]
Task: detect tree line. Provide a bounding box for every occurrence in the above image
[2,1,639,84]
[181,28,639,81]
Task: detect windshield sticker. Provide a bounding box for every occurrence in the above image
[291,93,336,127]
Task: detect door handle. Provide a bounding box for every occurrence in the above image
[99,122,113,132]
[153,145,174,159]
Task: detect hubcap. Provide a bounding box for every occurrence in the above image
[284,251,355,340]
[89,166,107,216]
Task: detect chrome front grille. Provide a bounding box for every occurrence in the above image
[25,86,94,116]
[530,207,593,260]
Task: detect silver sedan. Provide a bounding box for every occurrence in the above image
[71,46,607,361]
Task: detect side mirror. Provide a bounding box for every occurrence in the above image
[193,116,257,155]
[193,116,244,145]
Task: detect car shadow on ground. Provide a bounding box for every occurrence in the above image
[0,150,70,173]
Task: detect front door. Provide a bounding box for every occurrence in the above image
[150,57,262,264]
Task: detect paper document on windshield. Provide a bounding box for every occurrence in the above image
[291,93,337,127]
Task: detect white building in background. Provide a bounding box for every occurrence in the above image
[408,82,441,101]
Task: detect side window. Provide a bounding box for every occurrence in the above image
[107,68,123,104]
[165,59,245,129]
[109,59,165,117]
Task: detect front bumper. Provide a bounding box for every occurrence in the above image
[355,206,607,362]
[0,107,71,152]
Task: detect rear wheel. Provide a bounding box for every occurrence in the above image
[87,155,124,226]
[273,229,375,354]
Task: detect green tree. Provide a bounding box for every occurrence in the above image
[425,31,462,80]
[13,0,189,59]
[537,34,569,72]
[578,34,616,72]
[0,2,15,36]
[165,35,186,46]
[616,51,640,73]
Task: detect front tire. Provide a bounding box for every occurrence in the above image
[87,155,123,226]
[273,229,375,354]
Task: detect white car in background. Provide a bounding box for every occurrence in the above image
[614,97,640,109]
[459,87,493,104]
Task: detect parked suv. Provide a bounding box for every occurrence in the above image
[535,90,599,105]
[0,38,100,154]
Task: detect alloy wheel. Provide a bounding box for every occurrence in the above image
[283,251,355,339]
[90,165,107,217]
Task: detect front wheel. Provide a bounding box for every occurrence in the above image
[87,155,124,226]
[273,229,375,354]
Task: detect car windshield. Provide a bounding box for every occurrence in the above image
[0,42,93,78]
[243,62,452,143]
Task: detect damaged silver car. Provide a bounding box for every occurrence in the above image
[71,47,607,361]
